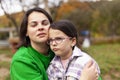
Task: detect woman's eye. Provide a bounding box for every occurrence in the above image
[29,22,38,27]
[41,20,49,26]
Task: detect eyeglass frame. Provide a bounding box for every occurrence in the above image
[47,37,72,45]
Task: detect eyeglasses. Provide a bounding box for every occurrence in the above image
[28,19,50,27]
[47,37,72,45]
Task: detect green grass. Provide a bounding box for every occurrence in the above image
[0,43,120,80]
[0,48,13,80]
[82,43,120,80]
[0,48,11,54]
[0,48,13,57]
[0,61,10,69]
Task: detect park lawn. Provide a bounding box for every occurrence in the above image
[0,48,13,57]
[82,43,120,80]
[0,43,120,80]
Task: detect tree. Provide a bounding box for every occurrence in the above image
[0,0,51,36]
[90,0,120,36]
[55,1,92,32]
[52,0,120,36]
[0,0,19,33]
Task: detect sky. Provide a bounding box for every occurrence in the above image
[0,0,63,16]
[0,0,22,16]
[0,0,112,16]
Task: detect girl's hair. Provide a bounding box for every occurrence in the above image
[50,20,79,47]
[18,7,53,48]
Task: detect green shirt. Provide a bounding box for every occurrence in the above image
[10,46,54,80]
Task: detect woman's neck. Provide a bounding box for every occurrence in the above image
[31,42,49,55]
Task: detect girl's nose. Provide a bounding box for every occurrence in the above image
[51,40,57,46]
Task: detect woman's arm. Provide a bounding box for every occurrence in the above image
[80,60,99,80]
[10,59,43,80]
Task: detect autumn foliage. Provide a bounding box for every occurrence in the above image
[56,1,90,20]
[0,12,24,28]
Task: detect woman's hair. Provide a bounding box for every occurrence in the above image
[50,20,79,47]
[18,7,53,48]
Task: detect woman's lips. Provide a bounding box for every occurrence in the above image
[37,33,46,37]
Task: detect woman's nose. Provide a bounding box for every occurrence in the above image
[37,24,44,31]
[38,27,44,31]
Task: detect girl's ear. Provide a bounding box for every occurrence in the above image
[71,37,76,47]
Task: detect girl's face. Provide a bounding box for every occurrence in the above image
[26,11,50,45]
[48,28,76,60]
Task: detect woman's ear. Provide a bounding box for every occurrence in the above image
[26,32,28,36]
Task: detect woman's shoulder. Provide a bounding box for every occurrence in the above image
[14,46,29,56]
[11,46,32,62]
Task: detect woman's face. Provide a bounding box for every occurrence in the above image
[26,11,50,45]
[48,28,76,60]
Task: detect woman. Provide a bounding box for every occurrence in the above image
[10,7,99,80]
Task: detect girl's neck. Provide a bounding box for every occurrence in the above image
[31,42,49,55]
[61,57,70,69]
[60,49,73,60]
[60,50,73,69]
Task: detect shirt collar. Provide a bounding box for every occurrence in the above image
[50,46,83,64]
[71,46,83,58]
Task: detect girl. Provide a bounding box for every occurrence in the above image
[47,20,101,80]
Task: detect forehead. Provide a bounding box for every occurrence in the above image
[28,11,48,22]
[49,28,67,38]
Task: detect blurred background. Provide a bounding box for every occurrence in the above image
[0,0,120,80]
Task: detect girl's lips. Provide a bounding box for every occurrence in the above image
[52,48,59,51]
